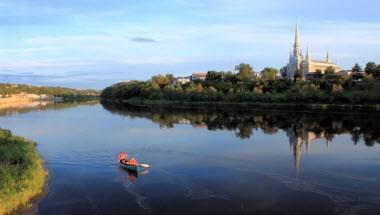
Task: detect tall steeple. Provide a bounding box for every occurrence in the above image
[326,51,330,62]
[306,47,311,62]
[287,21,305,80]
[293,21,302,57]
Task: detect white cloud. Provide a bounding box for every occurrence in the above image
[0,60,94,69]
[4,20,380,72]
[0,46,58,54]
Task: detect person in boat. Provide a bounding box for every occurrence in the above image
[128,156,137,166]
[118,152,128,164]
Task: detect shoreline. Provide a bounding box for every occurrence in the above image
[13,157,49,215]
[0,129,47,215]
[0,97,60,110]
[102,98,380,111]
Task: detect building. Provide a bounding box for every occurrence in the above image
[172,76,191,85]
[191,72,207,81]
[287,22,342,80]
[253,72,261,79]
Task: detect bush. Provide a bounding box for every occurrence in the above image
[0,129,46,214]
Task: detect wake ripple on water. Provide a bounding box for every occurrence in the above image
[117,173,152,215]
[156,168,229,201]
[266,173,380,215]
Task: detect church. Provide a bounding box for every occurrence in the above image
[287,23,342,80]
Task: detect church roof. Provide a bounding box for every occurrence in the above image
[311,60,339,66]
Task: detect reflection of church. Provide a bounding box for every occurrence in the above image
[287,126,330,176]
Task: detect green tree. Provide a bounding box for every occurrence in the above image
[352,63,363,80]
[261,67,279,81]
[235,63,253,81]
[325,66,336,74]
[365,62,380,79]
[280,66,288,78]
[151,74,173,88]
[365,62,377,75]
[313,70,324,79]
[206,71,224,81]
[224,71,238,83]
[294,69,303,81]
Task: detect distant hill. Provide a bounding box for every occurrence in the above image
[0,83,100,98]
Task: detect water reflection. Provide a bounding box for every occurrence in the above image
[0,100,99,117]
[287,126,331,176]
[102,102,380,177]
[119,167,150,183]
[2,101,379,215]
[101,102,380,146]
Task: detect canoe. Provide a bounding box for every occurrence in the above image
[120,162,139,172]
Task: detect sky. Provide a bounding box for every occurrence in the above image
[0,0,379,89]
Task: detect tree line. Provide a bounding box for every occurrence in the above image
[0,83,100,99]
[101,62,380,105]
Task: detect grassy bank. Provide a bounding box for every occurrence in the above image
[0,129,46,215]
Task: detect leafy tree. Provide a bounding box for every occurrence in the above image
[206,71,224,81]
[224,71,238,83]
[207,86,218,93]
[325,66,336,74]
[312,70,323,79]
[365,62,380,79]
[365,62,377,75]
[145,81,160,90]
[235,63,253,81]
[352,63,363,80]
[280,66,288,78]
[261,67,279,81]
[152,74,173,88]
[294,69,303,81]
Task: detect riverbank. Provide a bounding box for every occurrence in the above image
[103,98,380,111]
[0,97,54,110]
[0,129,47,215]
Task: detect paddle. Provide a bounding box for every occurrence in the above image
[137,163,150,168]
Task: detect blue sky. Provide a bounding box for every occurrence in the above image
[0,0,379,89]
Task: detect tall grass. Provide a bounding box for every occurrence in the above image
[0,129,46,214]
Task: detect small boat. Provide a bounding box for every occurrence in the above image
[120,162,138,171]
[119,161,150,172]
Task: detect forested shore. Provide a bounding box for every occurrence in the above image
[101,62,380,106]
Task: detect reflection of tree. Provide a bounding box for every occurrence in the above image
[236,126,253,139]
[0,100,99,117]
[102,102,380,177]
[101,101,380,147]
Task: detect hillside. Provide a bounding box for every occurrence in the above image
[0,83,99,97]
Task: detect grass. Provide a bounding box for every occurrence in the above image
[0,129,46,215]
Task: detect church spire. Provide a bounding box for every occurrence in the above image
[326,51,330,62]
[293,21,302,57]
[306,47,311,62]
[295,21,301,48]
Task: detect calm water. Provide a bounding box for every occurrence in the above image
[1,101,380,215]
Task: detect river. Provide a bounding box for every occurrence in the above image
[1,101,380,215]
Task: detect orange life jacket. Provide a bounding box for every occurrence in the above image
[129,157,137,166]
[118,152,127,161]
